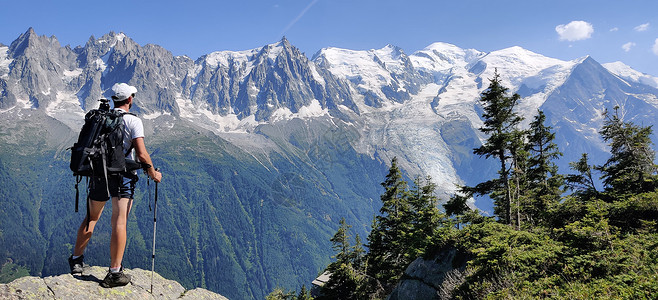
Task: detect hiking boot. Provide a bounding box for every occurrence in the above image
[68,255,86,274]
[100,268,131,288]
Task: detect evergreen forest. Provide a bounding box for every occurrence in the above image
[268,72,658,299]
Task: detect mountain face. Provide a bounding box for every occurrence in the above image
[2,28,658,299]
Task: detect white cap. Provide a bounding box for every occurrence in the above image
[111,83,137,101]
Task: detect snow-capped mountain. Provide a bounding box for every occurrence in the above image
[603,61,658,89]
[308,39,658,197]
[2,28,658,299]
[4,27,658,209]
[312,44,428,109]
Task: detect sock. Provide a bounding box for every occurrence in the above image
[72,255,81,260]
[110,267,121,273]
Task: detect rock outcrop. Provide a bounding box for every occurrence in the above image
[388,246,470,300]
[0,266,228,299]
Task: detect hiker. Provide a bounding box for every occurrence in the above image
[68,83,162,288]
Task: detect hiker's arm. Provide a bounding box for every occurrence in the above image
[133,137,162,183]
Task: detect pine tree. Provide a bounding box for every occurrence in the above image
[330,218,352,265]
[366,157,412,294]
[296,286,313,300]
[565,153,600,199]
[408,176,442,256]
[265,288,297,300]
[466,71,524,225]
[524,110,563,224]
[351,234,366,272]
[364,160,448,296]
[508,127,529,228]
[598,107,658,195]
[444,193,470,219]
[321,218,364,300]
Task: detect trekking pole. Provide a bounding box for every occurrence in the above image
[150,169,160,294]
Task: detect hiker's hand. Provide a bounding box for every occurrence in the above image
[151,170,162,183]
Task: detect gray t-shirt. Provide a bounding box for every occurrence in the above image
[114,108,144,160]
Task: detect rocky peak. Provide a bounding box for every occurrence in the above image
[2,28,78,110]
[8,28,62,58]
[275,36,293,53]
[254,36,304,66]
[9,28,41,56]
[0,266,227,300]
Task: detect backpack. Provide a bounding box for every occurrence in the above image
[70,99,139,214]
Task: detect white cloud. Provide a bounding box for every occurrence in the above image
[634,23,650,32]
[610,27,619,32]
[622,42,636,52]
[653,38,658,56]
[556,21,594,41]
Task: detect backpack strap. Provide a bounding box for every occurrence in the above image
[114,110,137,157]
[74,175,83,212]
[112,109,135,118]
[85,194,91,230]
[100,139,111,198]
[125,144,134,158]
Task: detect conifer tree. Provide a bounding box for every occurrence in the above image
[351,234,366,272]
[565,153,600,199]
[330,218,351,264]
[509,126,529,228]
[321,218,364,300]
[366,157,412,294]
[409,176,442,256]
[265,288,297,300]
[598,107,658,195]
[524,110,563,224]
[463,71,523,225]
[296,286,313,300]
[444,193,470,219]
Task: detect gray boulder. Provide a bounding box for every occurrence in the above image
[388,246,470,300]
[0,266,228,299]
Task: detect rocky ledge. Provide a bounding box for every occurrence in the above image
[0,266,228,299]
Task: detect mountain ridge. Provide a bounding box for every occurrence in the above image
[3,28,656,125]
[3,26,658,215]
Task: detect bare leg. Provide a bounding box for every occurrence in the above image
[110,197,133,269]
[73,199,107,256]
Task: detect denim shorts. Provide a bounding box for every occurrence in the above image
[89,174,138,201]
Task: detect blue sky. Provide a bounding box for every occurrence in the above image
[1,0,657,76]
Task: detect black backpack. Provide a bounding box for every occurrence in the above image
[70,99,139,214]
